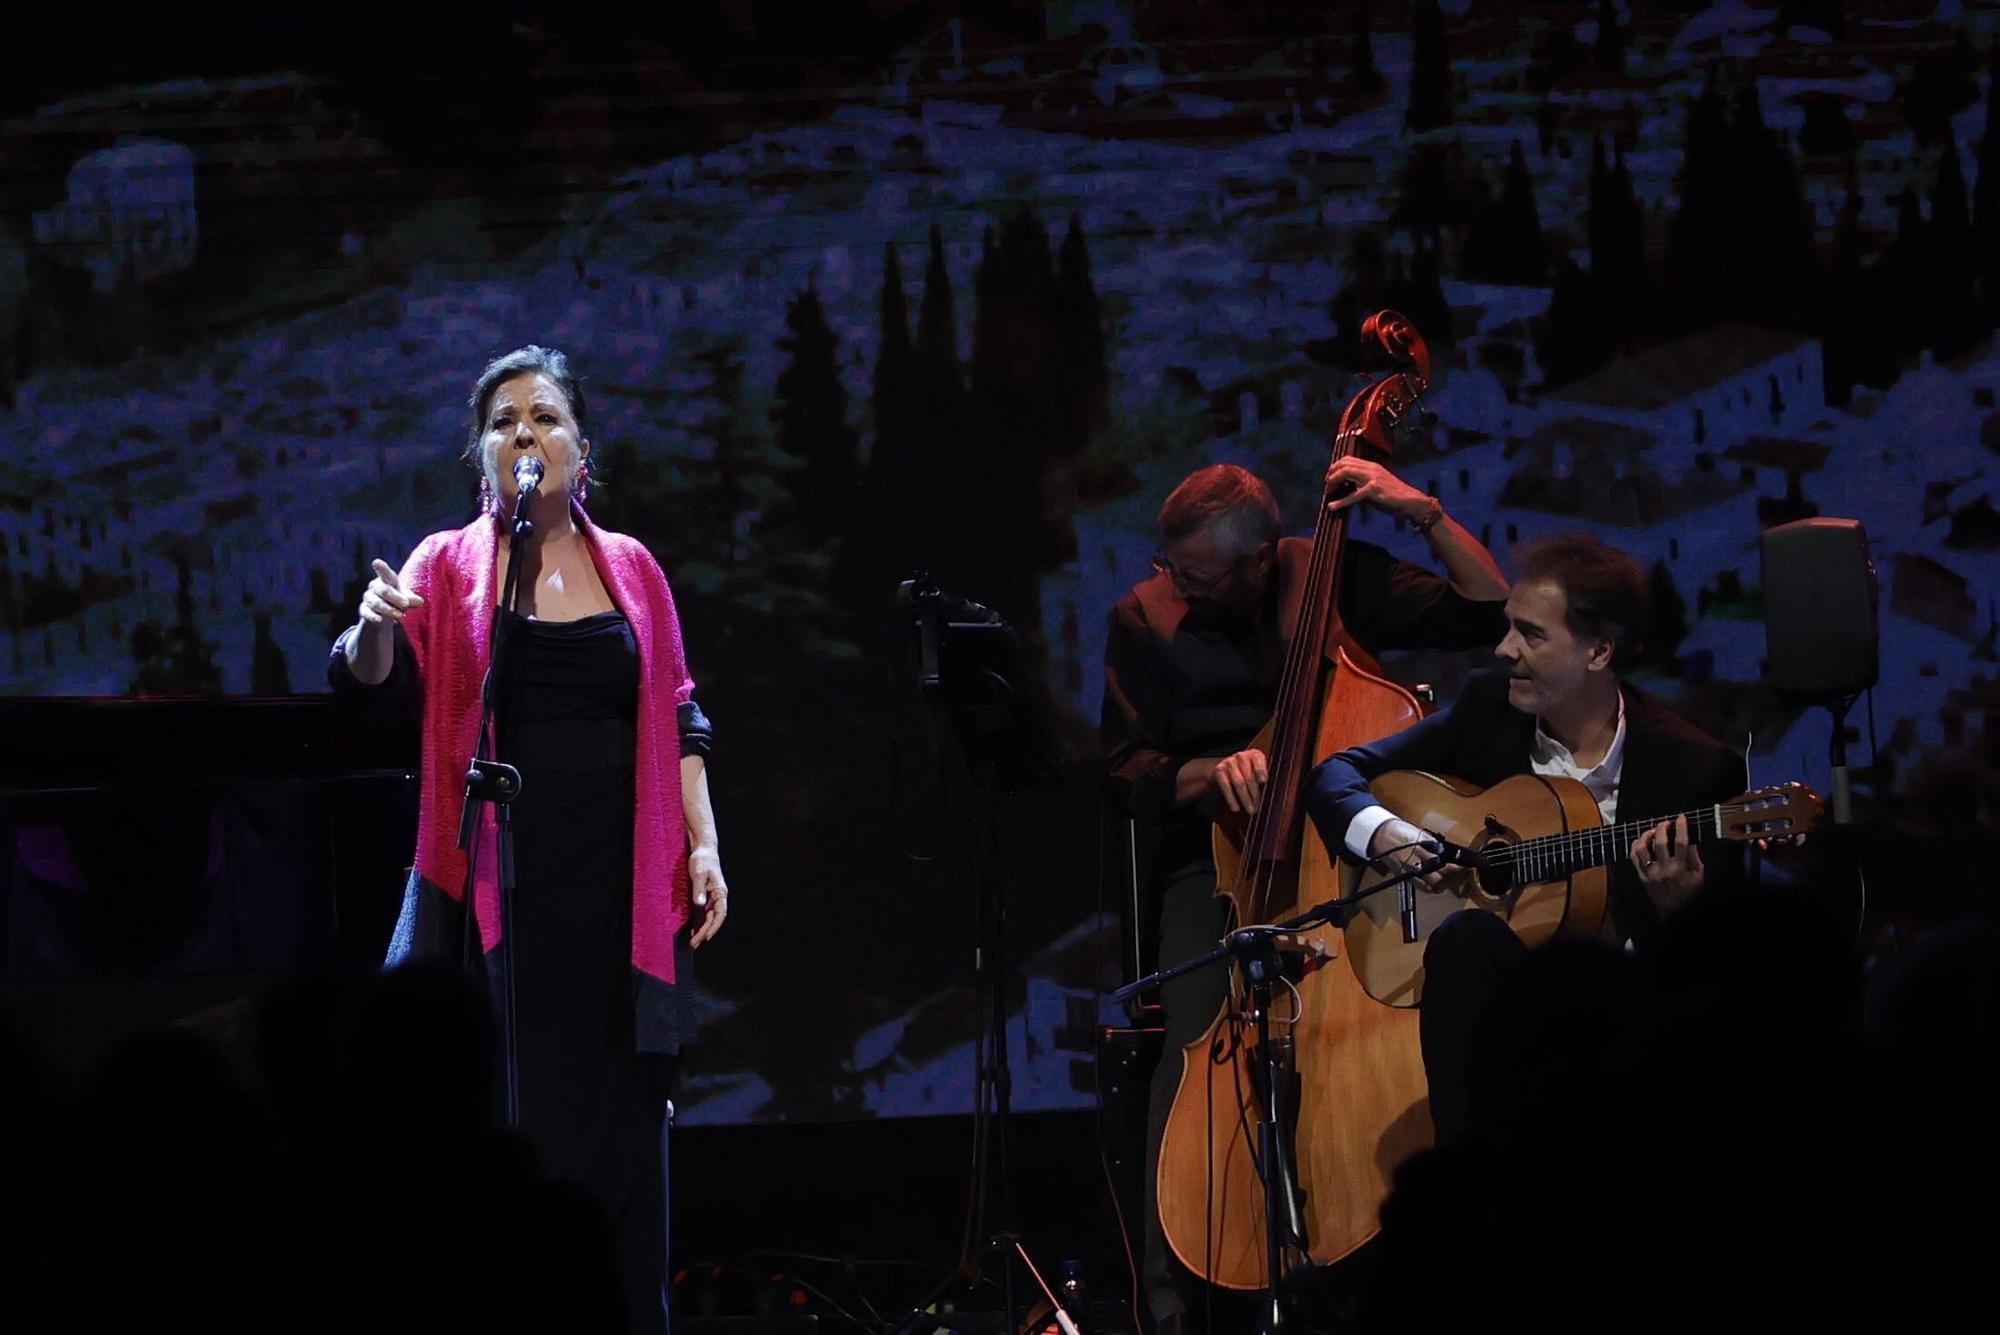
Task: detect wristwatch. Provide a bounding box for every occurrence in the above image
[1412,496,1445,536]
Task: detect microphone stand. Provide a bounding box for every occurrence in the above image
[1110,856,1453,1335]
[457,481,537,1128]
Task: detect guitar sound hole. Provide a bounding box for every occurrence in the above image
[1477,840,1516,898]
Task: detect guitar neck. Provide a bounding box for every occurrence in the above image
[1500,803,1724,881]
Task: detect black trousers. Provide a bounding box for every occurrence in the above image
[1415,910,1528,1146]
[1418,909,1644,1145]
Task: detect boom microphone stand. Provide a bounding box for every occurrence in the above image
[888,575,1062,1335]
[1111,855,1454,1335]
[456,455,544,1127]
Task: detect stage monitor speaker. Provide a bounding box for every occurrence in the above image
[1760,517,1879,696]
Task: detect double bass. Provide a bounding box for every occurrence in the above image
[1154,312,1441,1288]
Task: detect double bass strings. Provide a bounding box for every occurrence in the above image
[1240,403,1366,896]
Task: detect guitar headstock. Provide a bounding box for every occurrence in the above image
[1718,782,1826,842]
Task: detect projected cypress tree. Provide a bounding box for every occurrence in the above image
[1406,1,1452,133]
[865,240,918,579]
[902,221,967,578]
[1974,51,2000,323]
[966,208,1061,623]
[1732,83,1820,328]
[1390,234,1454,354]
[129,553,221,696]
[1822,163,1883,406]
[1595,0,1625,74]
[1668,80,1819,331]
[1901,31,1980,150]
[1929,143,1981,360]
[1349,4,1386,96]
[690,344,774,566]
[592,336,779,598]
[250,609,291,694]
[916,222,959,384]
[1877,184,1930,368]
[1053,213,1107,474]
[1588,136,1648,329]
[1536,255,1612,390]
[1329,230,1394,370]
[1394,141,1455,242]
[873,242,913,458]
[1463,142,1547,286]
[1642,560,1689,673]
[773,281,859,544]
[1666,80,1733,321]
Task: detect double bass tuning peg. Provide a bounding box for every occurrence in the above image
[1379,390,1438,434]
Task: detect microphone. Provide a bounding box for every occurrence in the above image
[931,588,1000,625]
[512,456,545,495]
[1426,835,1480,869]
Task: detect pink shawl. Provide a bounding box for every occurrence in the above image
[397,503,695,984]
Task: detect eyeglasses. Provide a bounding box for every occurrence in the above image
[1151,550,1244,599]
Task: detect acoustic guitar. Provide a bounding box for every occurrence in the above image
[1339,772,1824,1006]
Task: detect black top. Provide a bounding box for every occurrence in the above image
[500,609,639,766]
[1305,666,1749,948]
[1101,535,1507,865]
[325,616,714,758]
[501,610,699,1059]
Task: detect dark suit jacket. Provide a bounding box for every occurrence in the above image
[1305,666,1748,949]
[1103,537,1509,829]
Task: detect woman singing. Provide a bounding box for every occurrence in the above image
[331,345,726,1332]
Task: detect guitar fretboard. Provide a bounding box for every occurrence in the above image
[1482,804,1728,884]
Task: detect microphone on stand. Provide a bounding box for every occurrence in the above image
[508,456,544,535]
[1424,834,1481,870]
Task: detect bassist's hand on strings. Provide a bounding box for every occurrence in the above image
[1630,813,1704,914]
[1323,457,1435,524]
[1211,747,1269,814]
[1176,749,1270,814]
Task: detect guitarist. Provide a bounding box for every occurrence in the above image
[1103,461,1508,1333]
[1304,530,1749,1141]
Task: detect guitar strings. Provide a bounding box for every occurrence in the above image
[1474,799,1797,872]
[1478,805,1722,864]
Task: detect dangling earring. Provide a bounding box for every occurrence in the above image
[571,466,589,504]
[477,475,495,515]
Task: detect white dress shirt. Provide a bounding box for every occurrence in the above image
[1341,694,1628,858]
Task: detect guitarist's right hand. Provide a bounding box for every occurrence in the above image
[1369,818,1449,888]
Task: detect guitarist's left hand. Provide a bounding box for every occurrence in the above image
[1630,814,1704,914]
